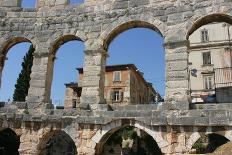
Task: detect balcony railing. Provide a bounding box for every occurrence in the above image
[190,67,232,103]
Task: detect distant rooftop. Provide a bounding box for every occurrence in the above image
[76,64,157,92]
[76,64,138,73]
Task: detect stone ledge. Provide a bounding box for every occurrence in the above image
[1,109,232,126]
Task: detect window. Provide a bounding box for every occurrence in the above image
[201,29,209,42]
[202,52,211,66]
[203,75,214,90]
[72,99,77,108]
[112,90,120,102]
[114,71,121,82]
[111,90,123,102]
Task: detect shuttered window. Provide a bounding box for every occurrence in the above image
[114,71,121,82]
[201,29,209,42]
[111,90,123,102]
[202,52,211,66]
[203,75,214,90]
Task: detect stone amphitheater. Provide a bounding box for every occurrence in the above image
[0,0,232,154]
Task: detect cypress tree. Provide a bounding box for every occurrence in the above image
[13,45,34,102]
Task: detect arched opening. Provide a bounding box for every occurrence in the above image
[103,21,164,105]
[187,14,232,39]
[21,0,36,8]
[0,38,33,102]
[191,133,229,154]
[188,14,232,104]
[38,130,77,155]
[0,128,20,155]
[96,126,163,155]
[49,35,84,107]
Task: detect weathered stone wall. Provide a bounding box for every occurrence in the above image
[1,106,232,154]
[1,1,232,154]
[0,0,231,110]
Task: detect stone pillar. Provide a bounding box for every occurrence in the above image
[19,128,39,155]
[164,40,190,110]
[64,86,75,109]
[26,45,53,109]
[80,49,107,110]
[0,54,4,88]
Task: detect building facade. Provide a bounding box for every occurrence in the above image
[64,64,161,108]
[189,22,232,103]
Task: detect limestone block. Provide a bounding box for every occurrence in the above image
[55,0,68,6]
[166,60,188,71]
[2,0,21,7]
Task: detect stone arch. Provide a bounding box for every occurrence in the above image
[92,119,168,155]
[186,132,202,150]
[98,18,165,105]
[0,37,34,64]
[187,132,230,153]
[37,129,77,155]
[100,18,165,50]
[50,34,85,55]
[46,34,85,104]
[0,37,34,89]
[0,128,20,155]
[186,13,232,39]
[1,37,34,55]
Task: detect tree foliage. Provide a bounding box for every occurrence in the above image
[13,45,34,102]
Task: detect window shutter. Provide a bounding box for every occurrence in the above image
[110,91,114,101]
[203,52,211,65]
[120,92,124,101]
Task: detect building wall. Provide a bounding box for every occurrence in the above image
[189,22,232,103]
[104,69,131,105]
[64,87,78,109]
[189,23,232,44]
[64,66,158,107]
[130,69,148,104]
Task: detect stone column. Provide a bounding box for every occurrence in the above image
[80,48,107,110]
[164,40,190,110]
[0,54,4,88]
[19,128,39,155]
[26,45,53,109]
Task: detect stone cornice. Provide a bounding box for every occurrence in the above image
[33,52,53,58]
[84,49,108,57]
[190,42,232,50]
[164,40,190,49]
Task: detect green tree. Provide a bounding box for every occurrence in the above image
[13,45,34,102]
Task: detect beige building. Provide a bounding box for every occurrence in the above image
[64,64,161,108]
[189,22,232,103]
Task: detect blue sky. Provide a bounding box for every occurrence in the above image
[0,1,165,105]
[22,0,84,7]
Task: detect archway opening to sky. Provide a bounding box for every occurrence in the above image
[70,0,85,5]
[106,27,165,105]
[22,0,36,8]
[188,14,232,104]
[51,39,84,106]
[0,42,32,102]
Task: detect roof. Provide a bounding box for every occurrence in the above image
[76,64,157,94]
[76,64,138,73]
[65,82,78,88]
